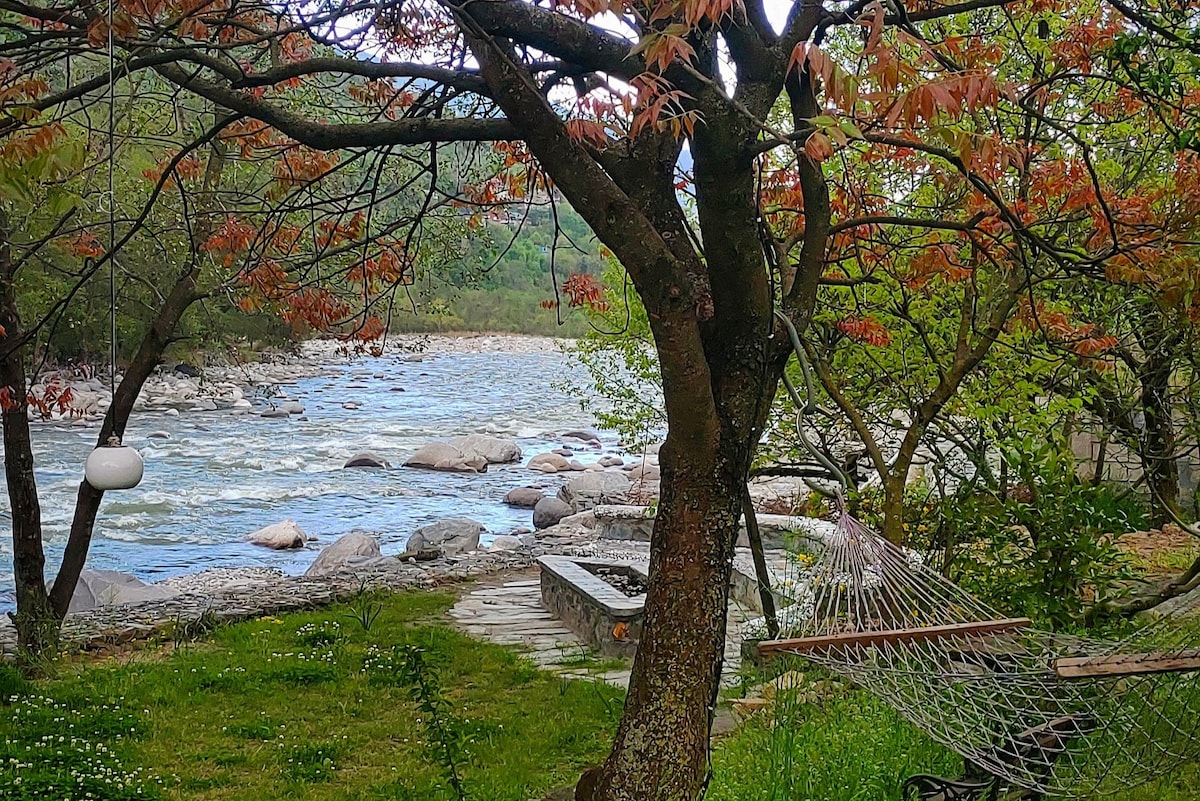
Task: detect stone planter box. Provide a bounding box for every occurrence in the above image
[538,555,647,657]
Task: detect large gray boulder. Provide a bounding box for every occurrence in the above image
[404,442,488,473]
[503,487,545,508]
[63,569,178,614]
[448,434,521,464]
[305,532,382,576]
[246,519,310,549]
[533,497,573,529]
[407,517,484,555]
[343,451,390,469]
[558,472,632,511]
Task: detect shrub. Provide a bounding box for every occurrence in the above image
[940,440,1136,629]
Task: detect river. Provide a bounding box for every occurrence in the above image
[0,342,614,604]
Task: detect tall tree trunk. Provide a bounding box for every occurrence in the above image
[0,209,54,652]
[581,332,776,801]
[1141,347,1179,527]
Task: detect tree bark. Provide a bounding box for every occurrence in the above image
[0,208,54,652]
[1140,340,1180,527]
[881,473,907,544]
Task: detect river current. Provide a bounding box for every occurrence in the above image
[0,345,610,604]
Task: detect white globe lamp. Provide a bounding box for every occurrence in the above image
[84,436,144,490]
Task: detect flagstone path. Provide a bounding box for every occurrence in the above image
[449,567,759,689]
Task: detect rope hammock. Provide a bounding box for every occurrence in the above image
[755,504,1200,798]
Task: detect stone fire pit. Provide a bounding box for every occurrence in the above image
[537,555,647,657]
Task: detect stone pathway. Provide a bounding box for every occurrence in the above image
[450,567,759,689]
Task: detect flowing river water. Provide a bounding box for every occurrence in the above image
[0,342,614,605]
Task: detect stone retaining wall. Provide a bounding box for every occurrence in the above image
[0,549,541,658]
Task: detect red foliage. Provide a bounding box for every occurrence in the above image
[562,273,609,312]
[202,217,259,266]
[69,231,104,259]
[836,315,892,347]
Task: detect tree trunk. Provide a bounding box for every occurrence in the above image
[1141,346,1179,527]
[580,334,775,801]
[881,473,907,544]
[0,209,54,653]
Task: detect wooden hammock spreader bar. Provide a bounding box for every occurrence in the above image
[757,618,1033,657]
[1055,650,1200,680]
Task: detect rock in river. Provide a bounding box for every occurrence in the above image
[60,569,178,614]
[447,433,522,464]
[533,497,573,529]
[558,472,632,511]
[246,519,310,549]
[527,452,572,473]
[343,451,391,469]
[503,487,545,508]
[404,442,488,473]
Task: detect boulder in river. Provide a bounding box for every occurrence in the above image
[305,532,382,576]
[561,429,602,447]
[404,442,488,473]
[447,433,522,464]
[343,451,390,469]
[406,517,484,555]
[533,497,573,529]
[60,569,179,614]
[173,363,201,378]
[558,472,632,511]
[527,452,572,473]
[246,519,310,549]
[147,431,171,439]
[279,400,305,415]
[503,487,545,508]
[260,409,291,419]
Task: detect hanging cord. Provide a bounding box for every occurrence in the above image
[106,0,118,426]
[772,309,851,493]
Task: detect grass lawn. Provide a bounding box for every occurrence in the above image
[710,660,1200,801]
[3,587,1199,801]
[0,590,623,801]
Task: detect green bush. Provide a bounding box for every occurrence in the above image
[939,440,1136,629]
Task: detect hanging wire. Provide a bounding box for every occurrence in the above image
[106,0,117,398]
[772,309,851,492]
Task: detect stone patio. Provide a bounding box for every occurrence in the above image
[449,565,762,689]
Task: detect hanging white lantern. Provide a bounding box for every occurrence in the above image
[84,436,144,490]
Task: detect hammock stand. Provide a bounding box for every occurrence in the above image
[754,507,1200,800]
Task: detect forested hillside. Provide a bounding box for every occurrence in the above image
[392,201,604,338]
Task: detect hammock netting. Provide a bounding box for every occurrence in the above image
[755,507,1200,797]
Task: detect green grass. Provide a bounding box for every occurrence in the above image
[709,682,960,801]
[707,662,1200,801]
[0,590,624,801]
[7,588,1200,801]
